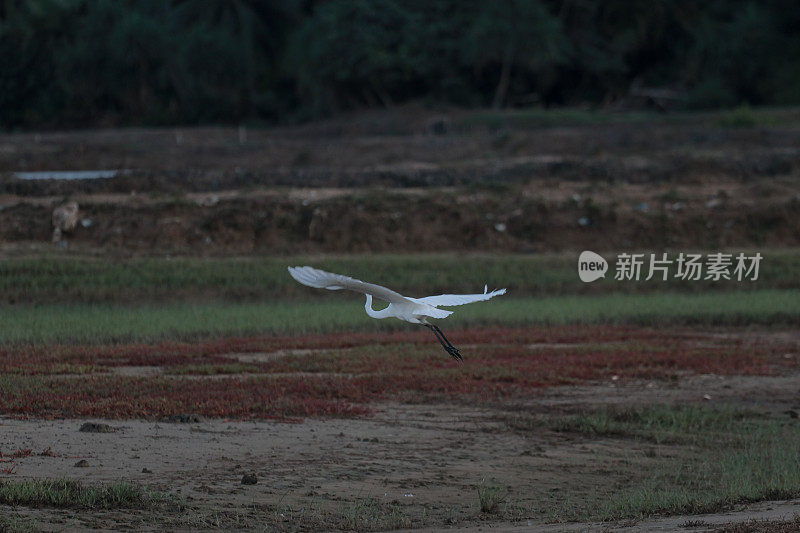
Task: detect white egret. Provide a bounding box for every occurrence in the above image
[287,266,507,361]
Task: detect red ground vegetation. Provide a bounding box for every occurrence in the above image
[0,326,795,420]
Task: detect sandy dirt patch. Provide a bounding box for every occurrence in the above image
[2,372,800,531]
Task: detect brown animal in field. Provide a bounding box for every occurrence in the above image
[52,201,79,242]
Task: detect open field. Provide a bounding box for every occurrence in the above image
[1,251,798,345]
[1,324,800,531]
[1,251,800,531]
[2,250,800,303]
[2,110,800,531]
[1,290,799,346]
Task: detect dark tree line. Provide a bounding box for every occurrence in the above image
[1,0,798,128]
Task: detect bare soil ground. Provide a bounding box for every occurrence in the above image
[2,333,800,531]
[1,111,799,254]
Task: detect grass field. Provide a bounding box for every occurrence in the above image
[2,250,799,530]
[1,250,798,345]
[1,289,798,345]
[2,250,798,304]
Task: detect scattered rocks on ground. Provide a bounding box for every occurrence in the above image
[79,422,117,433]
[241,474,258,485]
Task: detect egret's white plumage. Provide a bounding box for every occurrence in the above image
[287,266,507,361]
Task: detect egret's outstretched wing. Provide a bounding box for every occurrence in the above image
[288,266,411,304]
[415,287,507,307]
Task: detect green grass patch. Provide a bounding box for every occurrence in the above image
[0,514,35,533]
[0,479,176,510]
[2,250,798,305]
[340,497,411,531]
[0,289,797,345]
[477,481,506,513]
[554,404,759,445]
[714,104,796,129]
[546,405,800,522]
[599,432,800,520]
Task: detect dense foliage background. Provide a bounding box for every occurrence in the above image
[1,0,799,128]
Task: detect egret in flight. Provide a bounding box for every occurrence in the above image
[288,266,507,361]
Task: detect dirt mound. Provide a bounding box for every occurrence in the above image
[1,183,797,253]
[1,119,798,253]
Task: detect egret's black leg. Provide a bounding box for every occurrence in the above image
[432,325,457,350]
[424,324,463,362]
[433,324,463,362]
[424,323,450,351]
